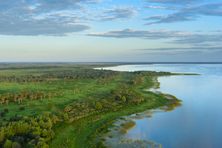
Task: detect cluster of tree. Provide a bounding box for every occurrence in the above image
[0,85,156,147]
[0,113,59,148]
[0,91,59,105]
[122,72,145,86]
[0,69,118,83]
[132,71,172,76]
[64,85,145,122]
[112,85,145,104]
[123,71,173,86]
[0,75,47,83]
[41,69,118,80]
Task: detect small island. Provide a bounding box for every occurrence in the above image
[0,63,180,148]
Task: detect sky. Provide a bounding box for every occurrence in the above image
[0,0,222,62]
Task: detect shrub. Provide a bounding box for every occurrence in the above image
[95,102,103,110]
[12,142,21,148]
[4,139,12,148]
[19,106,25,111]
[3,109,9,113]
[0,130,5,143]
[0,112,5,117]
[121,96,127,102]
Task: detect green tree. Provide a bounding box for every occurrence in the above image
[95,102,103,110]
[63,113,69,122]
[0,130,5,143]
[121,96,127,102]
[3,139,12,148]
[12,142,21,148]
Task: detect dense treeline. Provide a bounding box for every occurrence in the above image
[41,69,118,80]
[0,113,59,148]
[64,85,145,122]
[0,91,59,105]
[0,69,118,83]
[0,75,47,83]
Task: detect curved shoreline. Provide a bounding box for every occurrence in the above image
[93,76,182,148]
[100,99,181,148]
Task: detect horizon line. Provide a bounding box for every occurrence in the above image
[0,62,222,64]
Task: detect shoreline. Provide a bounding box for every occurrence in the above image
[0,63,183,148]
[89,75,182,147]
[101,97,181,148]
[50,69,182,147]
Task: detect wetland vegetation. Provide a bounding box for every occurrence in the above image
[0,63,180,148]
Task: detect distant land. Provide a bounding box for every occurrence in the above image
[0,62,222,64]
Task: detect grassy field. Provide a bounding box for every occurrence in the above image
[0,63,180,148]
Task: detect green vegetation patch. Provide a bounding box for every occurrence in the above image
[0,64,180,148]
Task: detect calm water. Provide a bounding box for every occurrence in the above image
[105,64,222,148]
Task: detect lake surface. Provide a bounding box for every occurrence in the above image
[104,64,222,148]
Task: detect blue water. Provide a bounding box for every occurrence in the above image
[105,64,222,148]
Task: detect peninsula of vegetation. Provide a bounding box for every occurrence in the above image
[0,64,181,148]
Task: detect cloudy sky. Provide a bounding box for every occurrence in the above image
[0,0,222,62]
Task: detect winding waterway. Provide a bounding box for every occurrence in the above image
[104,64,222,148]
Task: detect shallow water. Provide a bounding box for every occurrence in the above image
[105,64,222,148]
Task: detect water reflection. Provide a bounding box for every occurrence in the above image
[106,64,222,148]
